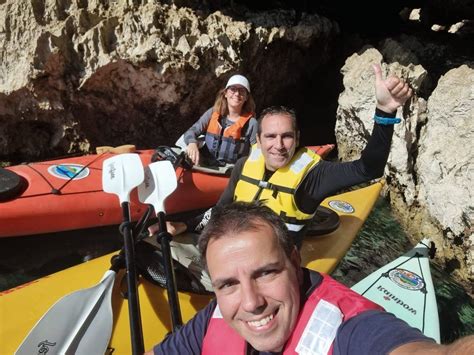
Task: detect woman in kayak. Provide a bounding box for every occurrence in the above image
[176,74,257,167]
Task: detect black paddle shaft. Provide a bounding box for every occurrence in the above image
[156,211,183,331]
[121,202,145,355]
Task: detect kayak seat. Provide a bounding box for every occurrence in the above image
[0,168,27,202]
[307,206,341,236]
[135,241,212,295]
[151,146,193,170]
[152,145,234,175]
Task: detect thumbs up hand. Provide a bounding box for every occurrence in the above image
[373,64,413,113]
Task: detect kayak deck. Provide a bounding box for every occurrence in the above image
[351,239,440,342]
[0,181,382,353]
[302,182,383,274]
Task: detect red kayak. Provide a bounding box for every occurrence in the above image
[0,145,334,238]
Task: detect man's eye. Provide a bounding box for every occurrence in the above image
[218,282,236,290]
[259,269,276,278]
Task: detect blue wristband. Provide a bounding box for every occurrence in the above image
[374,115,401,125]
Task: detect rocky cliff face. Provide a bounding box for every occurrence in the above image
[0,0,472,292]
[0,0,337,160]
[335,46,473,294]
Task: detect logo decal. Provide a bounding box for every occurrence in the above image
[328,200,354,214]
[389,268,425,291]
[107,162,116,180]
[376,285,417,314]
[37,340,56,353]
[48,164,89,180]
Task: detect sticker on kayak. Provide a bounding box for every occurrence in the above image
[328,200,354,214]
[48,164,90,180]
[389,268,425,291]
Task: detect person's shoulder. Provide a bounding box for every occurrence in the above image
[203,107,214,116]
[153,299,217,355]
[200,298,218,320]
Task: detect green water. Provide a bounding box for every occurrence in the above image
[332,198,474,344]
[0,198,472,343]
[0,226,122,291]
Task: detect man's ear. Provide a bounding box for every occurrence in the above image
[256,134,261,148]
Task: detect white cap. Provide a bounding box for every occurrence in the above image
[225,74,250,93]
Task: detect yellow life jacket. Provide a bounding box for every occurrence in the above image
[234,146,321,232]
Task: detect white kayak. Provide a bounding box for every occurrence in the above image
[351,238,440,343]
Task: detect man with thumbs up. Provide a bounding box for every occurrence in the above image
[159,64,412,248]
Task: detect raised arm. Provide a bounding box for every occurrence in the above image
[297,64,414,211]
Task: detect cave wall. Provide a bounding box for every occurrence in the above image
[0,0,338,161]
[0,0,473,293]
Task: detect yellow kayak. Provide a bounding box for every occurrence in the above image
[301,181,383,273]
[0,181,382,354]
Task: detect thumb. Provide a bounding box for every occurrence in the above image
[372,63,384,85]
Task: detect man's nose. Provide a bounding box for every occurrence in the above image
[274,136,284,149]
[241,281,265,313]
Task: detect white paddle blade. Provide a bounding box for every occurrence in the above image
[102,153,144,204]
[138,161,177,213]
[16,270,116,355]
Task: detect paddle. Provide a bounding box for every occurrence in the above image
[15,269,117,354]
[103,153,145,354]
[138,160,183,331]
[15,153,144,355]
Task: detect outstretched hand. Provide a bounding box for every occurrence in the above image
[373,64,413,114]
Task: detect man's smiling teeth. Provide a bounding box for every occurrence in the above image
[248,314,273,327]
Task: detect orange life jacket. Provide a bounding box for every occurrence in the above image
[204,111,253,164]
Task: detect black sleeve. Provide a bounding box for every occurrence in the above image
[333,310,435,355]
[153,300,216,355]
[296,122,394,213]
[184,158,246,232]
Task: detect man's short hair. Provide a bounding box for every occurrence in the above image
[257,105,299,136]
[198,201,295,270]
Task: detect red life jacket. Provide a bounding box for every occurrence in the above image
[204,111,253,164]
[202,273,384,355]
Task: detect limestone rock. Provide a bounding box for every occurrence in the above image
[335,43,473,292]
[0,0,337,160]
[417,65,474,285]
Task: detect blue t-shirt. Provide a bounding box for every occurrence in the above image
[153,270,433,354]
